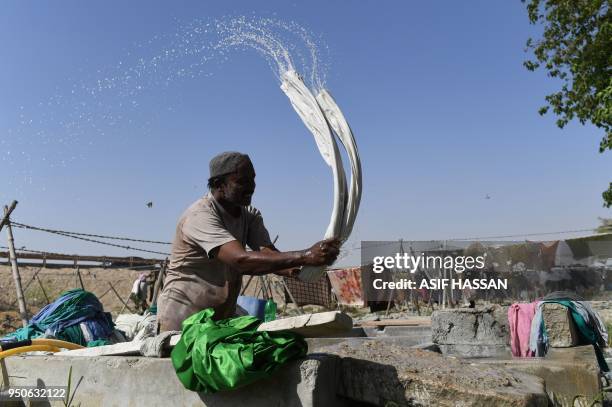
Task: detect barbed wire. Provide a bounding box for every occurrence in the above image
[443,228,596,241]
[3,219,602,258]
[9,224,171,256]
[11,222,172,245]
[0,245,48,254]
[339,228,598,253]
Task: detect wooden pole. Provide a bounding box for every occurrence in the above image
[9,267,42,308]
[75,267,85,290]
[259,276,270,299]
[108,282,135,314]
[4,205,28,327]
[240,275,255,296]
[35,275,50,305]
[151,259,168,306]
[280,278,304,315]
[97,286,113,300]
[0,200,17,234]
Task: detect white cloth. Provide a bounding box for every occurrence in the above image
[280,70,362,282]
[139,330,180,358]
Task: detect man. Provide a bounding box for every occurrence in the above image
[158,151,340,331]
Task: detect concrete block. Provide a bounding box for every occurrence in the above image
[0,354,344,407]
[316,340,549,406]
[541,303,580,347]
[431,306,509,347]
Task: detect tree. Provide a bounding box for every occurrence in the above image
[523,0,611,207]
[596,217,612,233]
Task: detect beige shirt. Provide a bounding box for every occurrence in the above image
[157,193,272,331]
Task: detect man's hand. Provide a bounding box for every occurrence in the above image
[303,238,341,266]
[216,238,341,276]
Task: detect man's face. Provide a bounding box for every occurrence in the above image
[222,160,256,207]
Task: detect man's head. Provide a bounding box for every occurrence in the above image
[207,151,256,207]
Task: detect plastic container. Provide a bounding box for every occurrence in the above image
[236,296,267,320]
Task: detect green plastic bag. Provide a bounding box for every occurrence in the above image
[171,308,307,393]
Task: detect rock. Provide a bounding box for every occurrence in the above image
[541,303,579,347]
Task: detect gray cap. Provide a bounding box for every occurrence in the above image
[209,151,253,179]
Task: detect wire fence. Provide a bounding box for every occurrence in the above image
[7,219,599,258]
[10,221,171,256]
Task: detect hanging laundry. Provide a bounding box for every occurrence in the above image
[528,303,547,357]
[130,272,150,312]
[508,302,538,357]
[541,299,609,371]
[171,308,307,393]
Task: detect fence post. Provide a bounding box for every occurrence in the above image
[151,258,168,306]
[4,204,28,327]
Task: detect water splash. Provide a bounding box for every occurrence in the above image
[1,16,330,201]
[214,16,328,89]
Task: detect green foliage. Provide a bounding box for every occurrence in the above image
[595,217,612,233]
[63,366,81,407]
[523,0,612,207]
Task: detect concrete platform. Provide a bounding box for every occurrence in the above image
[1,334,598,406]
[315,340,549,406]
[0,354,344,407]
[362,324,431,339]
[474,346,603,407]
[307,335,436,352]
[0,337,552,407]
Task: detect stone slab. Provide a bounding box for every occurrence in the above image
[59,335,181,357]
[257,311,353,337]
[541,303,580,347]
[0,353,344,407]
[432,306,509,346]
[315,340,549,406]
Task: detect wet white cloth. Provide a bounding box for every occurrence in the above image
[114,312,157,342]
[280,70,362,282]
[140,330,180,358]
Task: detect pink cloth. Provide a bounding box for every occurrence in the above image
[508,302,537,357]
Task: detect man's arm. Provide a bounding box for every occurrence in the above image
[215,238,340,276]
[259,246,300,278]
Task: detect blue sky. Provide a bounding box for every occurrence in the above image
[1,1,610,266]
